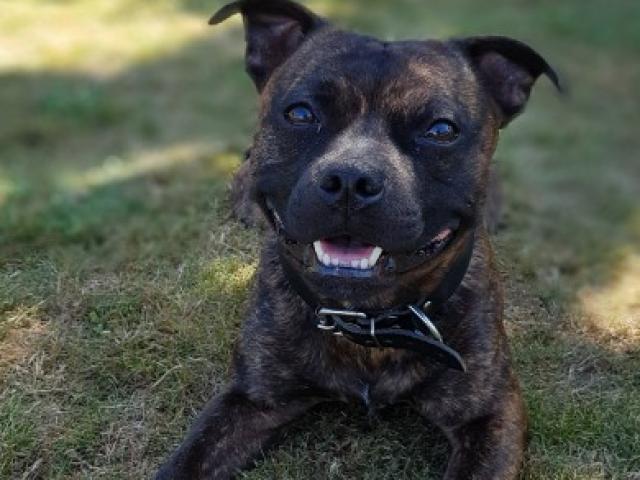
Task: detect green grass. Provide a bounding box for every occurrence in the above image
[1,0,639,478]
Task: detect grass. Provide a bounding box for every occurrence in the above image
[1,0,639,478]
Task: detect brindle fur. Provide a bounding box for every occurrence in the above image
[156,1,559,478]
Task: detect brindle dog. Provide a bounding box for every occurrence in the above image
[155,1,560,478]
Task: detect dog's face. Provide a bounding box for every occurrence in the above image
[212,0,558,308]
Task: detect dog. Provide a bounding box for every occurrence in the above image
[155,1,560,478]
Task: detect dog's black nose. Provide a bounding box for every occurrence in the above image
[318,168,384,209]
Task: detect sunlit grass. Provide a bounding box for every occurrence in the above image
[0,0,214,75]
[199,257,256,297]
[579,251,640,345]
[58,142,233,193]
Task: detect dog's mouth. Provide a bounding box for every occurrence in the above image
[264,198,458,277]
[312,228,454,276]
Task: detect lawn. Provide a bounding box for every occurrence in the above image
[1,0,639,478]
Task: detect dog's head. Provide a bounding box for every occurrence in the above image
[212,0,560,309]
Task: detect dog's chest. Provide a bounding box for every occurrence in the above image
[353,376,410,410]
[325,342,429,408]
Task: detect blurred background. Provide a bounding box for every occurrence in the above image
[1,0,638,478]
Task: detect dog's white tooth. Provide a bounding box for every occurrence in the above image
[322,254,331,267]
[351,260,360,269]
[331,257,340,267]
[360,258,369,270]
[369,247,383,266]
[313,241,324,260]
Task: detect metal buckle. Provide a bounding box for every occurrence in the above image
[317,308,367,319]
[408,304,443,343]
[316,316,337,331]
[369,318,381,346]
[316,308,366,334]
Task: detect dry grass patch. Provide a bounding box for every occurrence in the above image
[578,251,640,347]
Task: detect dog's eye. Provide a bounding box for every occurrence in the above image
[421,120,460,144]
[284,104,317,125]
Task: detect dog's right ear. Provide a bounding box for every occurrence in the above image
[455,36,562,127]
[210,0,326,92]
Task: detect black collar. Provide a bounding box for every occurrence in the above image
[279,233,475,372]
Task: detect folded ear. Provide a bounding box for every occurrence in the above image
[210,0,326,92]
[456,36,562,127]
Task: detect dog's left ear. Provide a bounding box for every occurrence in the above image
[210,0,327,92]
[456,36,562,127]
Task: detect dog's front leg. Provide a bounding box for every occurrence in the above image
[155,386,317,480]
[434,392,527,480]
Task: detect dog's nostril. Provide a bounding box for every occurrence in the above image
[354,177,383,199]
[318,171,383,207]
[320,174,342,194]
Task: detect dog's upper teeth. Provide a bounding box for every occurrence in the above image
[369,247,383,266]
[313,241,324,261]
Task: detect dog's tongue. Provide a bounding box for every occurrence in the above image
[314,236,383,269]
[322,236,374,260]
